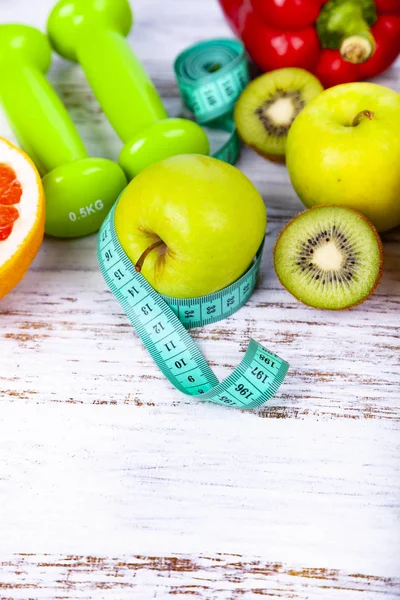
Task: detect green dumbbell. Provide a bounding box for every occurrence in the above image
[47,0,210,180]
[0,25,127,238]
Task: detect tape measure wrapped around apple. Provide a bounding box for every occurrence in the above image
[98,154,289,409]
[47,0,249,181]
[0,25,128,239]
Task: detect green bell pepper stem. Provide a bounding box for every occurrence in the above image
[76,28,168,143]
[0,60,87,176]
[317,0,377,63]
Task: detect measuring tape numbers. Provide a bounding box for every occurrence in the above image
[174,39,249,165]
[98,202,289,410]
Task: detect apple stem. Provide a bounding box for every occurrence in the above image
[352,110,374,127]
[135,239,164,272]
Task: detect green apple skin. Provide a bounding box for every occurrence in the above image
[114,155,266,298]
[286,83,400,233]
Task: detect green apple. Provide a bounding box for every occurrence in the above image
[286,82,400,233]
[114,155,266,298]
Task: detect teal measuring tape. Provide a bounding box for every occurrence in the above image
[174,39,249,165]
[98,201,289,410]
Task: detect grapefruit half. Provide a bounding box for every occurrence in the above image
[0,137,45,299]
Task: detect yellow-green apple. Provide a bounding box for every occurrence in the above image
[115,154,266,298]
[286,83,400,233]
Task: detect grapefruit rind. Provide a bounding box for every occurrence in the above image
[0,137,45,299]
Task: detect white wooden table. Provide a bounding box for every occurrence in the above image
[1,0,399,597]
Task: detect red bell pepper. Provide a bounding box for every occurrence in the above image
[218,0,400,87]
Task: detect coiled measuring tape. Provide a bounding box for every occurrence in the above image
[98,202,289,410]
[174,39,249,165]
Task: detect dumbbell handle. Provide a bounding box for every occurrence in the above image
[0,59,87,176]
[76,28,168,143]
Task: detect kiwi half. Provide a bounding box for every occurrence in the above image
[234,68,323,162]
[274,206,383,310]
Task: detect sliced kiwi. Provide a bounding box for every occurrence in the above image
[274,206,383,310]
[234,68,323,162]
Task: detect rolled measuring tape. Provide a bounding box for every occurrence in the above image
[174,39,249,165]
[98,202,289,410]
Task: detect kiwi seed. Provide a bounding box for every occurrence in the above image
[274,206,383,310]
[234,68,323,161]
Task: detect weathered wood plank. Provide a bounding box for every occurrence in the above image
[1,554,399,599]
[0,404,398,578]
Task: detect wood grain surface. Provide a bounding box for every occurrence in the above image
[0,0,399,597]
[1,554,400,599]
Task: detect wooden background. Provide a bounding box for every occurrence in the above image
[0,0,399,597]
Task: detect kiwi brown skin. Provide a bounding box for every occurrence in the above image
[273,205,384,311]
[248,143,286,164]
